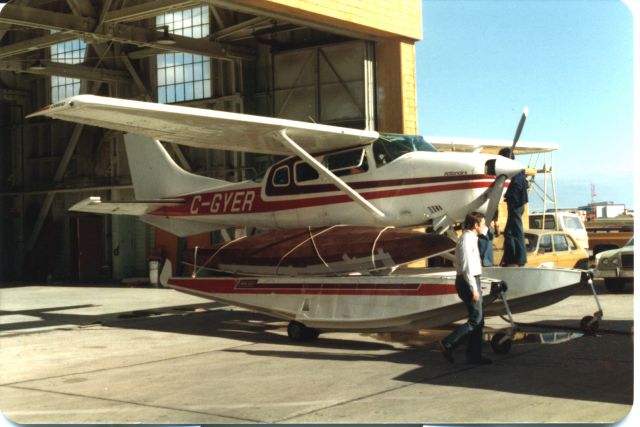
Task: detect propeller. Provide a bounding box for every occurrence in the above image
[484,106,529,222]
[483,175,507,222]
[510,106,529,156]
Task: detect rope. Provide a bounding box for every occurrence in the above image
[308,226,338,276]
[371,226,394,270]
[275,225,345,275]
[194,235,247,277]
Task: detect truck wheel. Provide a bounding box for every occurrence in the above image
[604,278,626,292]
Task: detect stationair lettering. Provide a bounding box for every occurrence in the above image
[189,191,255,215]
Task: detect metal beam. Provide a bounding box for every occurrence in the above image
[66,0,97,18]
[0,60,132,83]
[0,4,95,32]
[103,0,201,23]
[0,4,253,60]
[210,16,270,41]
[203,0,383,42]
[0,32,79,59]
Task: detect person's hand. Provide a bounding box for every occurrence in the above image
[472,290,480,303]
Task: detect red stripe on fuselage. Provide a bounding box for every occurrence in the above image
[151,175,497,217]
[168,277,457,296]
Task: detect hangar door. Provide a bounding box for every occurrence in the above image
[274,41,375,130]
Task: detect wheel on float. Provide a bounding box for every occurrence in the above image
[580,315,599,334]
[287,321,306,341]
[491,332,512,354]
[287,321,320,342]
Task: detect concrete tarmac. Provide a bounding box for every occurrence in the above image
[0,279,633,424]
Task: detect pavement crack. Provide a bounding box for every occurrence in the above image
[5,384,262,423]
[0,341,257,388]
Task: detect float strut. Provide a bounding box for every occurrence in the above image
[585,271,603,326]
[491,281,517,336]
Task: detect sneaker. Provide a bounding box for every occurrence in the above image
[467,356,492,365]
[438,341,454,363]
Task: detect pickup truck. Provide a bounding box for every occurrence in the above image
[586,224,633,258]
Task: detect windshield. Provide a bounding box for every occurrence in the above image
[561,216,585,231]
[625,237,634,247]
[373,134,437,166]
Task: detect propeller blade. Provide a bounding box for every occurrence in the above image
[510,106,529,153]
[484,175,507,222]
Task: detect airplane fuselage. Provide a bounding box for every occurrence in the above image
[147,144,517,231]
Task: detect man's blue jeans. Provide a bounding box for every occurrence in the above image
[442,275,484,361]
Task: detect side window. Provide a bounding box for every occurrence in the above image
[272,165,290,187]
[529,217,541,229]
[553,234,569,252]
[324,148,368,177]
[566,236,577,251]
[544,217,556,230]
[539,235,553,252]
[295,162,319,183]
[530,216,555,229]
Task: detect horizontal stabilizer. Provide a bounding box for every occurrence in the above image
[69,196,184,216]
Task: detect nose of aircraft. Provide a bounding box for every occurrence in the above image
[494,155,525,177]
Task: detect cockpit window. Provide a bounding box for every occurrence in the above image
[323,147,369,177]
[373,134,437,166]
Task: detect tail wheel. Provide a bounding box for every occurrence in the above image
[287,321,320,342]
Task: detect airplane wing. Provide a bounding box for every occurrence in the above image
[70,196,184,215]
[426,136,559,155]
[28,95,379,156]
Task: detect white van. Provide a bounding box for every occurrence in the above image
[528,211,589,252]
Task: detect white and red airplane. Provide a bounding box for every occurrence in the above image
[30,96,598,348]
[29,95,536,237]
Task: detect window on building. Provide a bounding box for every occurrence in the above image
[50,39,86,102]
[156,6,211,103]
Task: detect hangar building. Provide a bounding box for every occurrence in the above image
[0,0,422,282]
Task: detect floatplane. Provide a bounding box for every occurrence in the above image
[30,95,601,351]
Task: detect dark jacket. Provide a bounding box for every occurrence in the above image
[505,171,528,208]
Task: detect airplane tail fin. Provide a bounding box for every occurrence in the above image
[123,133,229,199]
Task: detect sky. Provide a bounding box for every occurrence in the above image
[416,0,636,212]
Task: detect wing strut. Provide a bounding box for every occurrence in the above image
[276,129,385,219]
